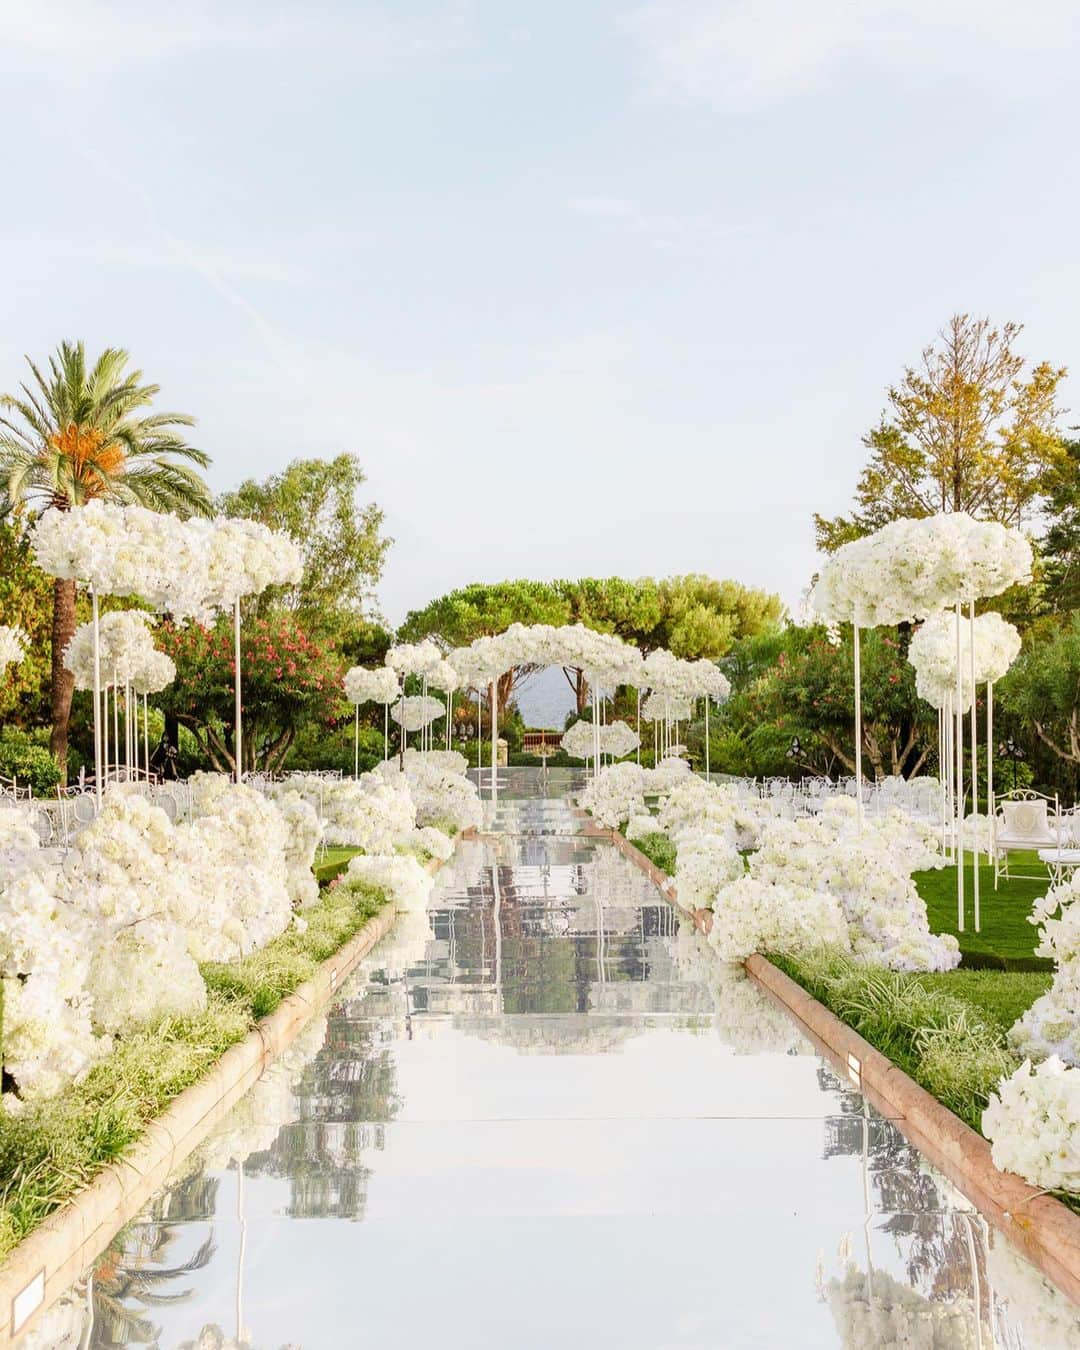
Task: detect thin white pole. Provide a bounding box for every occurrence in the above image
[970,600,980,932]
[91,588,102,803]
[939,704,946,855]
[987,682,995,862]
[102,684,109,795]
[112,669,119,784]
[384,701,389,762]
[853,625,864,825]
[143,692,150,780]
[955,599,965,932]
[446,690,452,751]
[705,696,710,782]
[233,597,242,784]
[636,687,641,766]
[354,704,360,780]
[490,679,498,803]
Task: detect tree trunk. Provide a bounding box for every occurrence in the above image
[49,577,77,783]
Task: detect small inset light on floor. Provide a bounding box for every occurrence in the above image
[847,1053,861,1088]
[12,1269,45,1334]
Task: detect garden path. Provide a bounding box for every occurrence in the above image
[27,770,1078,1347]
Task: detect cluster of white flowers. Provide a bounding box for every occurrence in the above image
[640,689,694,723]
[404,824,455,862]
[707,876,850,964]
[31,500,302,616]
[63,609,176,692]
[813,511,1033,626]
[0,803,41,857]
[642,649,731,701]
[908,609,1022,710]
[983,1056,1080,1194]
[824,1263,976,1348]
[1008,874,1080,1065]
[384,638,446,677]
[0,624,27,675]
[561,719,640,762]
[267,772,416,853]
[0,776,323,1104]
[588,765,955,973]
[274,790,325,908]
[374,750,482,833]
[338,852,436,913]
[674,830,744,908]
[578,761,649,828]
[987,1234,1080,1348]
[657,777,770,852]
[390,694,446,732]
[749,802,958,972]
[343,664,401,705]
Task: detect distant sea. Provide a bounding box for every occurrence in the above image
[513,665,576,730]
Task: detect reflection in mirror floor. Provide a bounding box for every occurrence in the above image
[24,772,1080,1348]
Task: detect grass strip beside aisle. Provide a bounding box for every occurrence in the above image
[771,945,1016,1133]
[0,876,390,1261]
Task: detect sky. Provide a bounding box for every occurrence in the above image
[1,0,1077,627]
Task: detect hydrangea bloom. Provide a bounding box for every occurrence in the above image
[341,852,435,913]
[707,876,850,964]
[578,761,647,827]
[983,1056,1080,1193]
[1009,875,1080,1065]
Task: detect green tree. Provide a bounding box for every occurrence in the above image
[999,615,1080,767]
[816,314,1067,551]
[0,342,210,776]
[157,611,343,774]
[0,514,55,726]
[399,580,570,715]
[555,577,664,712]
[217,454,390,630]
[728,625,933,780]
[1037,437,1080,613]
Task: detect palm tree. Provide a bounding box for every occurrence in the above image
[0,341,212,777]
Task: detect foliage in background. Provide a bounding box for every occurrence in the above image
[816,314,1067,550]
[0,726,62,793]
[712,624,933,780]
[158,613,344,774]
[0,341,211,778]
[0,515,54,725]
[217,454,390,634]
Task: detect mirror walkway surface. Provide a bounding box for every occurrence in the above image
[22,770,1080,1347]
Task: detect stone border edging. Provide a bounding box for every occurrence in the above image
[597,819,1080,1307]
[0,835,466,1345]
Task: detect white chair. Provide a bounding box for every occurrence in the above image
[993,790,1060,887]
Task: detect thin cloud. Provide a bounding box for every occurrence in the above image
[623,0,1080,108]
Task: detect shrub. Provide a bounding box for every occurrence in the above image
[0,726,62,794]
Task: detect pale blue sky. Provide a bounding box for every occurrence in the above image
[1,1,1077,624]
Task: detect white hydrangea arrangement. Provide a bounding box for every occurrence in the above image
[339,852,435,913]
[343,664,401,705]
[983,1056,1080,1194]
[673,830,744,908]
[1008,874,1080,1065]
[707,876,851,964]
[374,750,482,833]
[63,609,174,690]
[0,803,41,857]
[908,608,1022,709]
[0,776,322,1105]
[578,761,648,828]
[267,773,416,853]
[750,805,959,973]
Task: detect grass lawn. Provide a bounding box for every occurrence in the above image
[914,851,1053,969]
[915,969,1051,1032]
[314,846,363,884]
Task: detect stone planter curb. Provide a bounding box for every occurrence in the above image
[604,820,1080,1308]
[0,839,459,1345]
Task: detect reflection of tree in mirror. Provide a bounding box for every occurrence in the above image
[87,1171,220,1346]
[247,1122,377,1220]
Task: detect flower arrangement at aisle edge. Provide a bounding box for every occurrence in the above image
[1006,873,1080,1065]
[983,1055,1080,1194]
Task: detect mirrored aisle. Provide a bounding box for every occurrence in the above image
[22,772,1080,1348]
